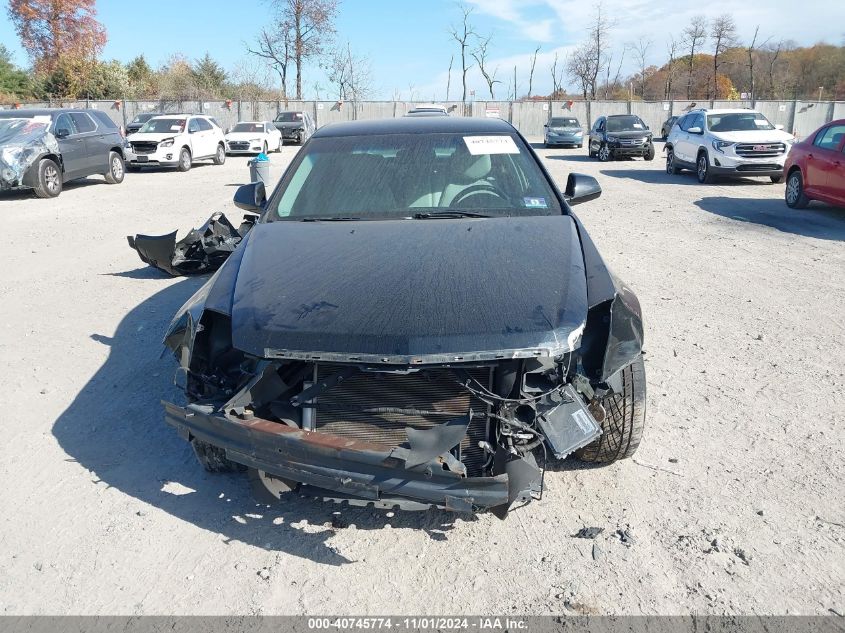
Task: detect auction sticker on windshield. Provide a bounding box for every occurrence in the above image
[464,135,520,155]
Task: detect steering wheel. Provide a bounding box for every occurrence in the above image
[450,183,509,208]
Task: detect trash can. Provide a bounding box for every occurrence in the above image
[248,153,270,184]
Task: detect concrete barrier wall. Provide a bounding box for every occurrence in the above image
[5,99,844,139]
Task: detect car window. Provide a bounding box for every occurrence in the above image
[54,113,78,136]
[813,125,845,151]
[276,112,303,122]
[271,132,562,221]
[196,118,212,131]
[606,116,647,132]
[231,122,264,133]
[677,115,690,131]
[140,118,186,133]
[689,114,704,130]
[69,113,96,133]
[188,118,201,133]
[90,111,117,130]
[707,112,774,132]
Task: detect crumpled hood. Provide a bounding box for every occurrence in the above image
[227,215,589,363]
[710,129,793,144]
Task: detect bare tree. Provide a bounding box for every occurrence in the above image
[527,46,540,97]
[550,51,565,97]
[512,65,517,100]
[586,3,611,99]
[449,4,475,102]
[665,36,678,99]
[567,42,596,100]
[325,42,373,101]
[246,26,293,99]
[766,40,784,98]
[683,15,707,99]
[471,34,501,99]
[602,45,626,98]
[273,0,339,100]
[446,54,453,101]
[711,14,737,98]
[632,37,652,98]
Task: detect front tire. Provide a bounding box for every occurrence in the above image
[177,147,192,172]
[248,468,298,504]
[785,170,810,209]
[212,143,226,165]
[666,148,680,174]
[576,354,646,463]
[770,175,783,184]
[597,143,612,162]
[191,439,245,473]
[697,152,713,184]
[33,158,62,198]
[644,143,655,161]
[103,151,125,184]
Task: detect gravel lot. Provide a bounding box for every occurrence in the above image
[1,140,843,616]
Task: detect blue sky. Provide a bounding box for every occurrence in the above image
[1,0,843,99]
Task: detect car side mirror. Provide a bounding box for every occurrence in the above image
[55,128,70,139]
[564,173,601,206]
[234,181,267,211]
[687,126,702,135]
[775,124,784,131]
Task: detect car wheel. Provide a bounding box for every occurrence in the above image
[644,143,655,161]
[248,468,298,504]
[177,147,192,172]
[575,354,646,464]
[666,149,680,175]
[212,143,226,165]
[597,143,612,162]
[262,141,268,155]
[697,152,713,184]
[191,439,245,473]
[103,151,125,184]
[277,137,283,152]
[770,175,783,184]
[785,170,810,209]
[33,158,62,198]
[578,143,583,149]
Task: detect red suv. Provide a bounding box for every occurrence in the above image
[784,119,845,209]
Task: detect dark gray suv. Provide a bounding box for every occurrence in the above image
[0,108,127,198]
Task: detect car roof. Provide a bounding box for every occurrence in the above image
[0,108,85,118]
[688,108,759,115]
[314,116,515,138]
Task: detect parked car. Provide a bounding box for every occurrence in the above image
[544,116,583,148]
[588,114,655,161]
[160,116,646,518]
[784,119,845,208]
[660,116,678,139]
[126,114,226,171]
[0,108,127,198]
[126,112,164,135]
[665,108,794,184]
[405,104,449,117]
[272,111,315,144]
[225,121,283,155]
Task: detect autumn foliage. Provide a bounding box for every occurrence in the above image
[7,0,106,75]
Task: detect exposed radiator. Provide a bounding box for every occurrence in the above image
[314,364,491,476]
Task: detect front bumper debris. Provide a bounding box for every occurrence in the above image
[164,401,514,512]
[128,212,256,276]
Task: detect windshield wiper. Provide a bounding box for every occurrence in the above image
[412,211,491,219]
[299,217,361,222]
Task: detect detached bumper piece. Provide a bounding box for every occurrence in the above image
[164,401,512,513]
[127,212,256,276]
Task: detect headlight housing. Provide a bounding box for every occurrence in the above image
[250,138,261,143]
[712,140,734,153]
[160,138,175,148]
[606,135,619,143]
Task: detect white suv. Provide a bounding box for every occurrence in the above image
[665,109,794,184]
[127,115,226,171]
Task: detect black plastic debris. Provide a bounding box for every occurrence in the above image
[127,211,257,276]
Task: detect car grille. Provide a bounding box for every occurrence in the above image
[314,364,491,476]
[619,138,647,147]
[736,163,781,172]
[735,143,786,158]
[228,141,251,150]
[131,141,158,154]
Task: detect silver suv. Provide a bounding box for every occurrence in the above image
[665,108,794,184]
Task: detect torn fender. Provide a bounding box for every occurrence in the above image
[0,118,59,189]
[127,212,257,277]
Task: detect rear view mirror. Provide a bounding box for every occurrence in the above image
[687,126,702,134]
[775,124,784,130]
[234,182,267,211]
[564,173,601,206]
[55,128,70,139]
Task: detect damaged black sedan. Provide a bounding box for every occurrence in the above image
[162,117,645,517]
